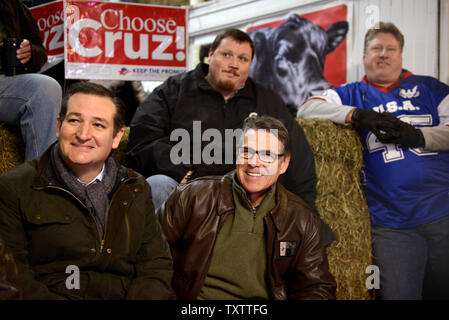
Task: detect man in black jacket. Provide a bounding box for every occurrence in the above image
[127,29,319,216]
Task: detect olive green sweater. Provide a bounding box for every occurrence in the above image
[198,177,276,300]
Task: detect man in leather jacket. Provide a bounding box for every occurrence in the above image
[158,115,336,300]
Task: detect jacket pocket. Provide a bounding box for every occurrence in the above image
[23,209,92,265]
[25,205,77,223]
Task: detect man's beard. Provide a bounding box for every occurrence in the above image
[216,80,236,91]
[216,69,242,91]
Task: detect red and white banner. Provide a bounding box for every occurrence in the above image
[65,0,188,81]
[30,0,64,67]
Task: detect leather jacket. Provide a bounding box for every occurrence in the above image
[158,173,336,300]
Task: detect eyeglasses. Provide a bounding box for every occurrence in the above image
[237,147,284,164]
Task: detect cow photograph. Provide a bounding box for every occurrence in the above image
[248,14,348,114]
[198,5,349,115]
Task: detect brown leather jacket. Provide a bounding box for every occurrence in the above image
[158,173,336,300]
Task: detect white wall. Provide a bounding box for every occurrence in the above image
[188,0,442,83]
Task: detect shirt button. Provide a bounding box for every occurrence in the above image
[106,248,112,254]
[122,201,128,206]
[90,248,96,253]
[134,188,139,193]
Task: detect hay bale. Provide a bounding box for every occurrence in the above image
[297,118,373,300]
[0,123,24,175]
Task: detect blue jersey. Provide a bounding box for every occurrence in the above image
[333,73,449,228]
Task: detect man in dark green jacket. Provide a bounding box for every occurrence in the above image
[0,82,173,299]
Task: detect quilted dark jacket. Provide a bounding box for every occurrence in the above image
[0,147,173,299]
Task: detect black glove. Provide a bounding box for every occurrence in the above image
[351,108,400,142]
[378,115,425,148]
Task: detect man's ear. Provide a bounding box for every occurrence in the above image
[362,52,368,65]
[112,127,125,150]
[208,47,215,61]
[56,116,62,139]
[280,155,291,174]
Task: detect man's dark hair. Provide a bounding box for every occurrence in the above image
[364,22,404,52]
[242,113,290,156]
[210,28,255,59]
[60,81,126,136]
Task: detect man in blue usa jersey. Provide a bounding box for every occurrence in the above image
[298,22,449,300]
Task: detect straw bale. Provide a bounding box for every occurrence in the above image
[0,123,24,175]
[297,118,374,300]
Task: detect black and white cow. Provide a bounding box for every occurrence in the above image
[248,14,348,113]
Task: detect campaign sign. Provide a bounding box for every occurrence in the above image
[65,0,188,80]
[30,0,64,64]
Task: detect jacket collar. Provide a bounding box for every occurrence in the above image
[270,182,288,232]
[32,142,57,188]
[216,173,236,216]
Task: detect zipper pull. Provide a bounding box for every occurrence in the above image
[251,207,257,233]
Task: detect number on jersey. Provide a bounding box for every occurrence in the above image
[366,114,437,163]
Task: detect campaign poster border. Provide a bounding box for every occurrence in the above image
[64,0,188,81]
